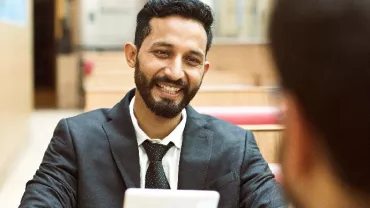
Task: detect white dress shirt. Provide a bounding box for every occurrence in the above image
[129,96,187,189]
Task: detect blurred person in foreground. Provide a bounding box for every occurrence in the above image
[19,0,286,207]
[269,0,370,207]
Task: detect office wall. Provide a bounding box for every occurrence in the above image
[0,0,33,185]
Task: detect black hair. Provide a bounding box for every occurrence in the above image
[134,0,214,53]
[269,0,370,194]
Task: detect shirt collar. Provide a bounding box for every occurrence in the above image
[129,96,186,149]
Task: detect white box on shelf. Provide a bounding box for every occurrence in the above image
[79,0,141,49]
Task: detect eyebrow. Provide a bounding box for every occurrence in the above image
[151,41,174,48]
[151,41,205,58]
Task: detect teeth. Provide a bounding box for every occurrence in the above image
[158,84,181,94]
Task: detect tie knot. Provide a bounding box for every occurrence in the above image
[142,140,174,162]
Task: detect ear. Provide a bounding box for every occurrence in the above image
[124,43,137,68]
[203,61,210,74]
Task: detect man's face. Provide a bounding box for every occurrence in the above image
[134,16,209,119]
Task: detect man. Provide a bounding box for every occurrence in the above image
[20,0,285,207]
[269,0,370,207]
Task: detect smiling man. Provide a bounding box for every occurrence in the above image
[19,1,286,208]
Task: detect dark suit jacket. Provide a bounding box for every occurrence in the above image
[20,89,286,208]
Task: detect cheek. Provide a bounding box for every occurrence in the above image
[281,134,294,179]
[138,54,166,76]
[139,64,160,81]
[281,113,301,185]
[186,70,203,87]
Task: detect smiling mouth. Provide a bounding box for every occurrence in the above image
[156,83,182,95]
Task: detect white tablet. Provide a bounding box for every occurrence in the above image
[123,188,220,208]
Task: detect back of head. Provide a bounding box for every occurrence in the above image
[134,0,214,53]
[269,0,370,197]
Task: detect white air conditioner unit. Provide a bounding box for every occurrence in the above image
[79,0,141,50]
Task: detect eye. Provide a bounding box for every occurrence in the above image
[153,50,170,58]
[186,57,201,66]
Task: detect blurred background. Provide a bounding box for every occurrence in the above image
[0,0,281,206]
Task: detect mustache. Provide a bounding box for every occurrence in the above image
[151,76,187,87]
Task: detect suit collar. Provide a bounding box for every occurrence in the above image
[103,89,213,190]
[178,105,214,190]
[103,89,140,188]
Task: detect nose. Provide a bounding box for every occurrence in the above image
[164,57,185,81]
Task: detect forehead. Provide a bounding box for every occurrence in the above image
[143,16,208,53]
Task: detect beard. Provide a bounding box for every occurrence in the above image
[134,58,202,119]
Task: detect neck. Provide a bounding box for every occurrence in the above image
[133,92,182,139]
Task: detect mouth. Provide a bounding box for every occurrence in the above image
[154,83,183,98]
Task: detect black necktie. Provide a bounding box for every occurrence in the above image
[142,140,174,189]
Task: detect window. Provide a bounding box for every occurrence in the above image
[202,0,275,44]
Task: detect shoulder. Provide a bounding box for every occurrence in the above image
[63,108,111,130]
[186,106,253,141]
[198,113,252,140]
[50,108,116,149]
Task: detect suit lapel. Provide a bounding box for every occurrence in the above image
[102,89,140,188]
[178,106,214,190]
[102,90,214,190]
